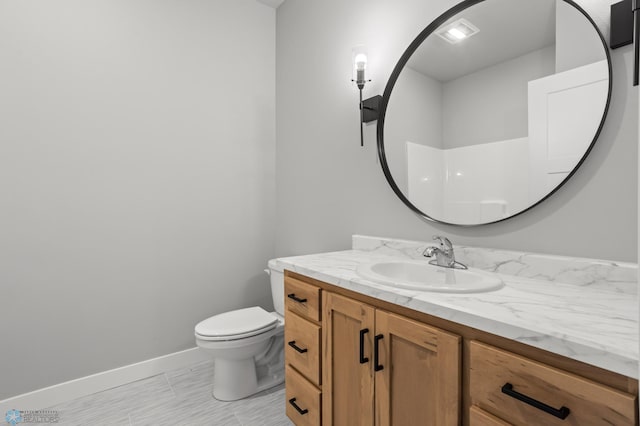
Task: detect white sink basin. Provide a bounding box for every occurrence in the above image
[356,260,504,293]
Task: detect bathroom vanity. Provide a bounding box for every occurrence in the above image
[279,236,638,426]
[277,0,634,422]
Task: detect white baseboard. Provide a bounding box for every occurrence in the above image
[0,347,208,413]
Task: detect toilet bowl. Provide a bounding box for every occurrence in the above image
[195,260,285,401]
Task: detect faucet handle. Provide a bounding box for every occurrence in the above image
[432,235,453,251]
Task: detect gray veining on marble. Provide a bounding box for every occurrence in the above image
[352,235,638,294]
[46,360,292,426]
[273,235,639,378]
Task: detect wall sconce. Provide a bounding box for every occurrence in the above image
[352,47,381,147]
[610,0,640,85]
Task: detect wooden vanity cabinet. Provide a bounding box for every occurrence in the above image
[322,291,461,426]
[469,341,637,426]
[284,271,639,426]
[321,291,374,425]
[284,276,323,426]
[469,406,511,426]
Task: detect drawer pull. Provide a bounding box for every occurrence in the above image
[288,397,309,415]
[501,383,570,420]
[374,334,384,371]
[359,328,369,364]
[288,340,308,354]
[287,293,307,303]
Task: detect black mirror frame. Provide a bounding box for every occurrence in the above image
[376,0,613,227]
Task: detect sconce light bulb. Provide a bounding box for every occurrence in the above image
[354,53,368,71]
[353,52,368,88]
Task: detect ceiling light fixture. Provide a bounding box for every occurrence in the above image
[436,18,479,44]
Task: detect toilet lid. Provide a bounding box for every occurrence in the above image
[195,307,278,340]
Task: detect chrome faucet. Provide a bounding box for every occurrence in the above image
[422,236,466,269]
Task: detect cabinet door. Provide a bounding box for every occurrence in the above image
[375,310,461,426]
[323,292,375,426]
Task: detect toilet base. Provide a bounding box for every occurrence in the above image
[213,358,256,401]
[210,332,285,401]
[212,359,285,401]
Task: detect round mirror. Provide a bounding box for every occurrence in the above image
[377,0,611,226]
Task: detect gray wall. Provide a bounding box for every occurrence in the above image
[556,0,606,72]
[385,66,443,193]
[442,46,555,148]
[275,0,637,262]
[0,0,276,399]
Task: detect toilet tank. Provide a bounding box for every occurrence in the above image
[267,259,284,316]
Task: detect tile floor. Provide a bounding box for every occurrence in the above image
[46,360,292,426]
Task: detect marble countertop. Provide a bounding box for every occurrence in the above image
[274,245,638,379]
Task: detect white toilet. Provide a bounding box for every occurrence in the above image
[194,260,285,401]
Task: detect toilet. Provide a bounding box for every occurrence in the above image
[194,260,285,401]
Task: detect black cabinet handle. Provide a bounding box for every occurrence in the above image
[287,293,307,303]
[288,340,308,354]
[288,398,309,415]
[374,334,384,371]
[501,383,570,420]
[359,328,369,364]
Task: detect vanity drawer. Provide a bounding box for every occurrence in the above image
[285,311,321,386]
[286,365,321,426]
[469,341,637,426]
[469,406,512,426]
[285,276,321,322]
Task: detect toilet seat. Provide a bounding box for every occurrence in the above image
[195,306,279,341]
